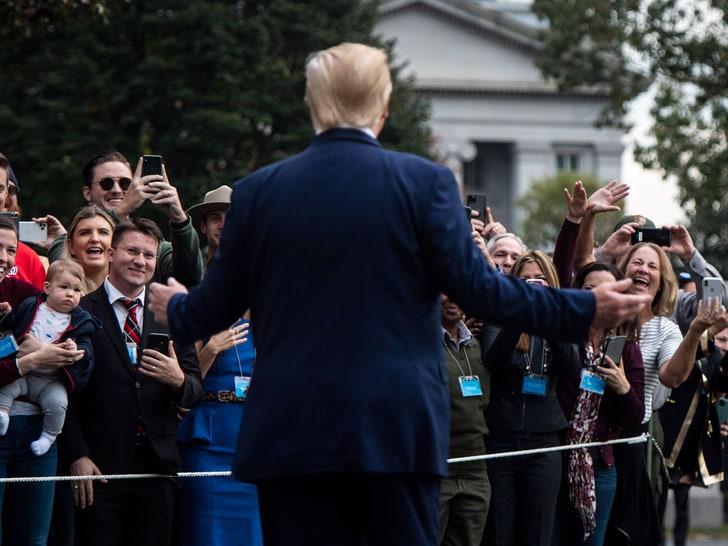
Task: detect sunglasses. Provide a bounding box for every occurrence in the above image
[7,184,18,196]
[96,177,132,191]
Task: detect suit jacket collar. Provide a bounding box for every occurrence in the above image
[85,284,167,377]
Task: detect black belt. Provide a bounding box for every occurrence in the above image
[201,390,245,403]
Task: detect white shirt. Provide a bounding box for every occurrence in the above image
[104,277,146,336]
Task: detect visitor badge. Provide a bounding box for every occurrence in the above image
[234,376,251,399]
[580,369,605,395]
[522,373,548,396]
[458,375,483,397]
[126,342,138,366]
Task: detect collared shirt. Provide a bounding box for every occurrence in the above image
[104,277,146,335]
[316,126,377,139]
[442,321,472,352]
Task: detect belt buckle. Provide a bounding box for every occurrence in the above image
[217,390,234,402]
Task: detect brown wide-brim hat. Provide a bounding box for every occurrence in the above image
[187,185,233,228]
[613,214,655,232]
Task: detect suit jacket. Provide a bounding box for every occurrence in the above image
[167,128,596,481]
[59,284,203,475]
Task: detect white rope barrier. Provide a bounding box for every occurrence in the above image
[447,433,649,464]
[0,434,650,484]
[0,471,231,484]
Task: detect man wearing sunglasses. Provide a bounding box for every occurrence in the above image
[43,151,203,288]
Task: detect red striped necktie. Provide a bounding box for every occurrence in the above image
[122,298,141,346]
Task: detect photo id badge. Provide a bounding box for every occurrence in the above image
[458,375,483,397]
[234,376,251,399]
[522,374,548,396]
[580,370,606,395]
[0,331,19,359]
[126,342,138,366]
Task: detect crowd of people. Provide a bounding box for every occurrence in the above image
[438,181,728,546]
[0,40,724,546]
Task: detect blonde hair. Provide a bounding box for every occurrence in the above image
[619,242,678,318]
[46,258,86,285]
[512,250,560,352]
[63,206,115,294]
[304,43,392,132]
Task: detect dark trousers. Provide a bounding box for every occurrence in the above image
[484,430,562,546]
[256,472,441,546]
[74,440,177,546]
[671,483,690,546]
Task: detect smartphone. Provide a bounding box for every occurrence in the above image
[600,335,627,366]
[19,221,47,243]
[717,397,728,425]
[703,276,723,308]
[146,333,170,355]
[464,206,472,222]
[631,227,671,247]
[525,278,545,286]
[465,194,487,223]
[0,211,19,231]
[141,154,163,177]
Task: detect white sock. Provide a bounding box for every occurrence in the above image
[0,411,9,436]
[30,431,57,456]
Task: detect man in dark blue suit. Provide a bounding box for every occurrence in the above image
[149,42,651,545]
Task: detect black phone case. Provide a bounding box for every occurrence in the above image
[142,155,163,177]
[631,228,671,247]
[465,194,487,222]
[147,333,169,355]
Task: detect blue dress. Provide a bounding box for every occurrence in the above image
[177,318,262,546]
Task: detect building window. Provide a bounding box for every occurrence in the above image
[556,152,581,173]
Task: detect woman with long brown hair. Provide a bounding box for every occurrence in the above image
[482,250,581,546]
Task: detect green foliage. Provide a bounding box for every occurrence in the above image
[532,0,728,273]
[0,0,432,229]
[516,172,623,251]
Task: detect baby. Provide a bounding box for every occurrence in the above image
[0,259,101,455]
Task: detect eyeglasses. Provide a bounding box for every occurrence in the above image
[7,184,18,196]
[116,246,157,262]
[96,177,132,191]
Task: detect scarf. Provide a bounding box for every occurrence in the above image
[566,344,604,540]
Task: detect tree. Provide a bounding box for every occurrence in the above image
[532,0,728,272]
[516,172,623,251]
[0,0,432,230]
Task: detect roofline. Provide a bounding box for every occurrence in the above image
[379,0,543,53]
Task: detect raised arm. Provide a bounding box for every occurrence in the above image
[660,298,724,387]
[571,180,630,273]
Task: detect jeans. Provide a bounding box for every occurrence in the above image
[585,460,617,546]
[0,414,57,545]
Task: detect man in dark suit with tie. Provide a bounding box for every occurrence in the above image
[59,218,203,546]
[149,43,651,545]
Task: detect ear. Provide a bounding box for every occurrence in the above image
[82,185,92,203]
[43,281,51,294]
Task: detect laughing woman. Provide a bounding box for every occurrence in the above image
[62,206,115,293]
